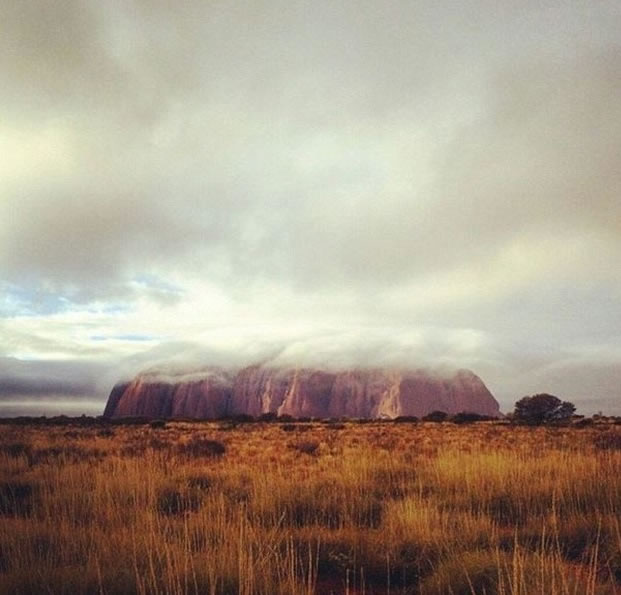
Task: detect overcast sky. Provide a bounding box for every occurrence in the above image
[1,1,620,415]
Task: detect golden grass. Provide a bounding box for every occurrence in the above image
[0,420,619,594]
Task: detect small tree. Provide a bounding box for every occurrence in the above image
[513,393,575,425]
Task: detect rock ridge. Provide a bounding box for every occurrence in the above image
[103,364,500,419]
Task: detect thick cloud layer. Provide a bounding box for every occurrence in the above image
[1,1,620,415]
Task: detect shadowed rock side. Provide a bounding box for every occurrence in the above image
[102,381,130,418]
[104,365,500,419]
[106,370,234,419]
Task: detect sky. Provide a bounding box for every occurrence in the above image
[1,0,620,416]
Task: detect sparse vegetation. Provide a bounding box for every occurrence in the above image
[177,436,226,458]
[292,440,320,456]
[0,418,619,594]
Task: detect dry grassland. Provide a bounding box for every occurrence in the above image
[0,419,620,594]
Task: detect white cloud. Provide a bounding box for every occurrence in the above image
[1,0,621,414]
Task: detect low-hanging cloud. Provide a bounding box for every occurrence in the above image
[0,357,106,399]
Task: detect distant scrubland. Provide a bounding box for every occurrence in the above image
[0,417,620,594]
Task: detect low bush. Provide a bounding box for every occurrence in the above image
[293,441,320,455]
[420,550,508,594]
[28,446,105,465]
[258,412,277,422]
[156,488,202,516]
[393,415,419,423]
[186,474,214,490]
[177,438,226,458]
[0,481,36,516]
[451,412,492,424]
[110,417,150,425]
[422,411,448,422]
[0,443,31,459]
[593,431,621,450]
[230,414,255,423]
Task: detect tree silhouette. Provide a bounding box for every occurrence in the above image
[513,393,575,425]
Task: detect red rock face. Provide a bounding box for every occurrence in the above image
[229,365,294,416]
[107,370,234,419]
[104,365,500,419]
[102,381,130,418]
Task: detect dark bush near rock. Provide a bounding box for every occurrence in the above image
[451,412,492,424]
[230,414,255,423]
[423,411,448,422]
[393,415,419,423]
[258,412,278,422]
[150,419,167,429]
[110,417,150,426]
